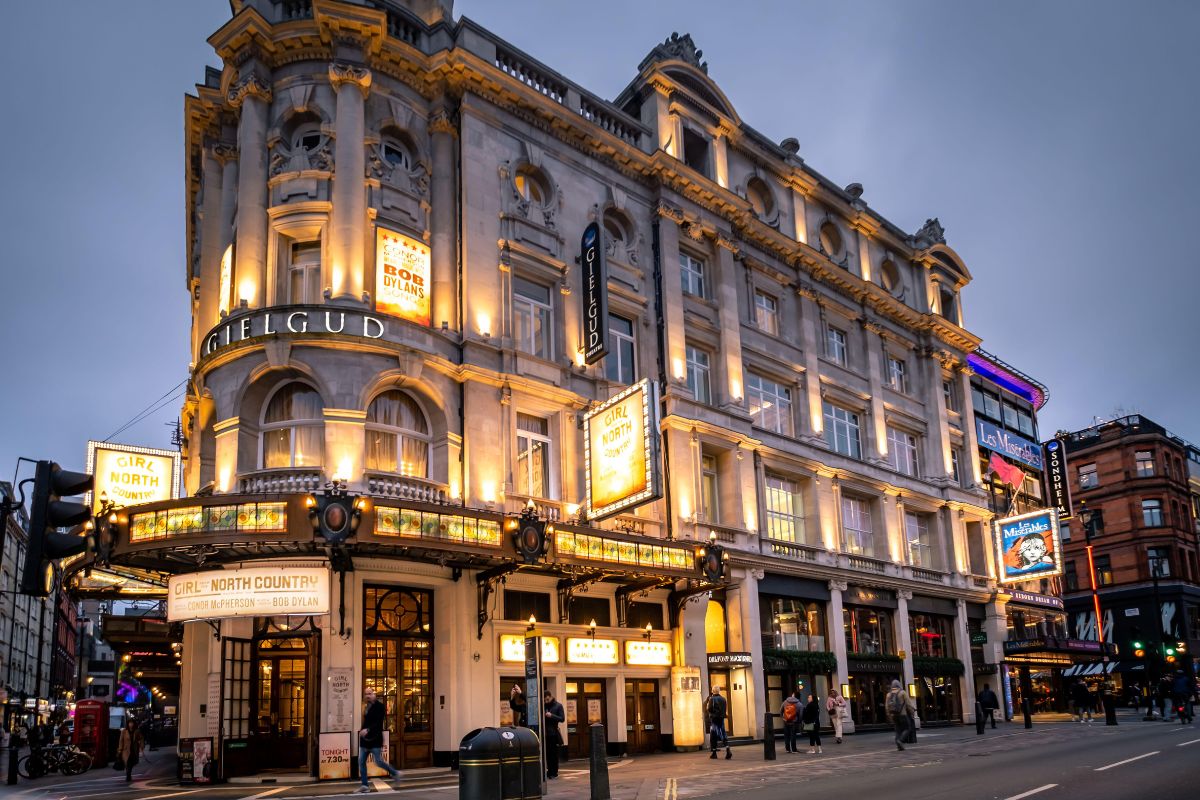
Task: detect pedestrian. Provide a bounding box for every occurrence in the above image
[825,688,847,744]
[509,683,528,727]
[802,693,822,754]
[780,690,802,753]
[356,688,402,793]
[1157,676,1172,720]
[1128,682,1141,712]
[1071,680,1092,723]
[977,683,999,729]
[117,718,144,783]
[543,690,565,779]
[885,680,915,751]
[705,686,731,759]
[57,720,70,745]
[1171,670,1193,724]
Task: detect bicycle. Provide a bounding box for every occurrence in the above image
[17,744,91,779]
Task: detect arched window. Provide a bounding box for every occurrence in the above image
[381,128,415,171]
[284,111,325,154]
[819,221,843,259]
[261,383,324,468]
[365,390,430,477]
[514,166,548,206]
[746,177,775,220]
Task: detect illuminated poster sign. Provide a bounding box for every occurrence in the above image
[1042,438,1073,519]
[993,508,1063,585]
[624,640,672,666]
[375,228,430,325]
[86,441,181,512]
[167,566,329,622]
[584,379,661,521]
[977,419,1043,470]
[499,634,560,663]
[218,244,233,317]
[565,637,619,665]
[580,221,608,364]
[318,732,351,780]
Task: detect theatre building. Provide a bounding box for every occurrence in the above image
[71,0,1030,779]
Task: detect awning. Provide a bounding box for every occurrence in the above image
[1062,661,1147,677]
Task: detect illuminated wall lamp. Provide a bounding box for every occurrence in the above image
[642,623,653,641]
[587,619,597,640]
[527,615,537,633]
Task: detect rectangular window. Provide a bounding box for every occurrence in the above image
[679,252,706,297]
[1135,450,1155,478]
[1017,409,1035,437]
[1148,547,1171,578]
[1060,521,1071,543]
[1064,561,1078,591]
[515,413,553,499]
[826,327,847,366]
[1078,463,1098,489]
[887,357,908,393]
[700,454,720,524]
[513,276,553,359]
[950,449,962,485]
[567,596,611,627]
[843,606,893,655]
[971,386,985,415]
[747,373,793,436]
[983,391,1001,421]
[886,427,919,477]
[840,496,874,557]
[682,127,709,175]
[823,402,861,459]
[764,475,805,544]
[605,314,636,384]
[287,240,322,305]
[1094,554,1113,586]
[905,512,933,568]
[1002,402,1020,429]
[503,590,551,624]
[685,345,712,404]
[1142,499,1164,527]
[754,290,779,335]
[944,380,958,412]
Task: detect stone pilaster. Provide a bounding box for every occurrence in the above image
[924,350,953,483]
[229,75,271,309]
[429,107,458,331]
[714,240,743,409]
[896,588,915,690]
[861,320,889,464]
[954,598,978,723]
[826,580,855,733]
[196,143,225,356]
[958,365,983,486]
[796,285,825,444]
[328,61,371,302]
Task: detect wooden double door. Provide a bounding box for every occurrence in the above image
[363,585,434,769]
[564,678,607,759]
[624,679,660,753]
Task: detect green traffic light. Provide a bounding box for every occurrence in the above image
[1132,641,1144,649]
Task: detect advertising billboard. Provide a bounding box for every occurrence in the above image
[1042,438,1073,519]
[167,566,329,622]
[993,508,1063,584]
[86,441,181,513]
[976,419,1043,470]
[583,379,661,520]
[375,227,431,325]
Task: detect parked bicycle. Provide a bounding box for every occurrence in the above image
[17,743,91,779]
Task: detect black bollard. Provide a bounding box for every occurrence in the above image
[588,723,610,800]
[1022,698,1033,729]
[6,741,18,785]
[975,702,985,735]
[1104,692,1118,726]
[763,713,777,760]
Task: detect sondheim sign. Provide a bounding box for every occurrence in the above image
[167,566,329,622]
[202,307,386,358]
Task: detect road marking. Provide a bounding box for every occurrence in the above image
[240,788,290,800]
[141,791,207,800]
[1002,784,1057,800]
[1177,738,1200,747]
[1094,751,1159,771]
[663,776,678,800]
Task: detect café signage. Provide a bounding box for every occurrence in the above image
[375,227,431,325]
[584,379,661,521]
[1042,438,1073,519]
[993,508,1063,585]
[580,221,609,364]
[201,306,386,358]
[977,419,1043,470]
[167,566,329,622]
[706,652,753,667]
[86,441,181,512]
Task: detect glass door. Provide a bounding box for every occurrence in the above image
[364,586,434,769]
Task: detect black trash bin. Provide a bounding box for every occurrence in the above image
[459,727,542,800]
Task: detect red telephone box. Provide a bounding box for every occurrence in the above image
[73,699,109,768]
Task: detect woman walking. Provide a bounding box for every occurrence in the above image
[802,693,822,754]
[825,689,847,743]
[117,718,144,782]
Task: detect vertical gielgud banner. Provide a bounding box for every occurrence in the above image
[580,221,609,364]
[375,227,431,325]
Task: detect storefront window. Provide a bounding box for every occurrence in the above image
[843,606,893,655]
[913,675,961,723]
[760,597,827,652]
[1007,608,1068,640]
[909,613,955,658]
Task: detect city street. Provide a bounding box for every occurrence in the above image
[6,715,1199,800]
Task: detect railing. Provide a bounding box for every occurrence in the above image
[578,96,643,146]
[495,47,568,105]
[384,10,421,46]
[507,494,564,522]
[239,468,323,495]
[842,553,888,574]
[364,472,451,505]
[279,0,313,21]
[767,540,822,562]
[971,575,992,588]
[910,566,948,584]
[601,515,662,538]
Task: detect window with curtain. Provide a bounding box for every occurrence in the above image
[262,384,324,468]
[841,495,874,557]
[905,512,934,568]
[1142,499,1164,527]
[764,475,805,544]
[365,391,430,477]
[887,427,919,476]
[686,345,712,404]
[516,413,553,499]
[287,240,322,305]
[754,290,778,335]
[513,276,553,359]
[679,252,707,297]
[699,454,720,523]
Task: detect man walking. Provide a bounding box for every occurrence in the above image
[885,680,915,751]
[357,688,402,793]
[1071,680,1093,723]
[705,686,732,759]
[780,690,802,753]
[977,683,999,729]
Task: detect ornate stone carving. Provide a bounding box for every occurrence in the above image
[657,32,708,74]
[212,143,238,165]
[428,108,458,137]
[655,201,686,225]
[227,75,272,108]
[328,62,372,97]
[684,222,706,242]
[861,319,887,337]
[366,144,430,198]
[794,282,818,301]
[749,568,765,581]
[911,217,946,247]
[828,580,848,593]
[896,589,913,601]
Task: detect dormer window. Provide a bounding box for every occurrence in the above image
[939,287,958,324]
[682,127,709,175]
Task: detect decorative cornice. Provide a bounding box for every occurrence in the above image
[656,201,686,225]
[329,61,372,97]
[227,75,272,108]
[896,588,913,601]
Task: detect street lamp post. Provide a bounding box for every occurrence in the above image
[1078,502,1109,661]
[1147,553,1166,721]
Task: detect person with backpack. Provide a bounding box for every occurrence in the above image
[977,683,1000,729]
[825,688,847,744]
[801,693,822,754]
[780,690,803,753]
[705,686,731,759]
[885,680,915,751]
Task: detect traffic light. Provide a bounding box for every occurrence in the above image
[509,510,548,564]
[20,460,93,596]
[1132,640,1146,659]
[306,490,364,544]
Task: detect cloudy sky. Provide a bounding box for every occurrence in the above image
[1,0,1196,485]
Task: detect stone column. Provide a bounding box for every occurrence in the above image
[195,142,225,356]
[796,286,824,444]
[826,580,855,733]
[714,240,743,409]
[889,496,906,565]
[328,62,372,302]
[924,351,952,483]
[896,589,915,692]
[727,569,764,739]
[429,107,459,331]
[790,188,808,245]
[958,365,983,485]
[954,598,977,723]
[228,75,271,309]
[655,208,687,388]
[861,321,889,464]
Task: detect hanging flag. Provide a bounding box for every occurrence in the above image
[989,452,1025,488]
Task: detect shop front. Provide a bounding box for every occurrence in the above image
[907,596,965,725]
[1001,591,1103,716]
[758,575,835,715]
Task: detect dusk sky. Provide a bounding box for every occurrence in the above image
[2,0,1197,485]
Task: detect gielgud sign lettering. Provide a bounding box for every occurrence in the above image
[202,308,386,358]
[167,566,330,622]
